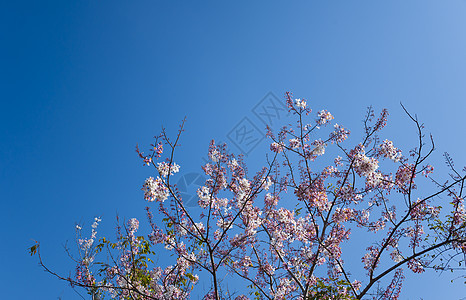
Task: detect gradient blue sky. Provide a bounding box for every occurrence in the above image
[2,1,466,299]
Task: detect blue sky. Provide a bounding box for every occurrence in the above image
[2,1,466,299]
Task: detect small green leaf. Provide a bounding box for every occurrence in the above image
[29,244,38,256]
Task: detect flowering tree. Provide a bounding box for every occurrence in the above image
[31,92,466,299]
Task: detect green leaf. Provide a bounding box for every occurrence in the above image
[29,244,38,256]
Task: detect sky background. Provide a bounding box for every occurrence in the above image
[2,1,466,299]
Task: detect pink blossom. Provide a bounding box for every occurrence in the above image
[316,109,334,125]
[295,98,307,109]
[378,139,402,162]
[330,123,350,143]
[142,176,169,202]
[353,149,379,177]
[270,142,284,153]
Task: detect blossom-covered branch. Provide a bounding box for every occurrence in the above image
[32,92,466,300]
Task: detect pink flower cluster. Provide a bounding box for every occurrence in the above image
[378,139,402,162]
[142,176,169,202]
[353,147,379,177]
[316,109,334,125]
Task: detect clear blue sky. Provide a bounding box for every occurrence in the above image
[2,1,466,299]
